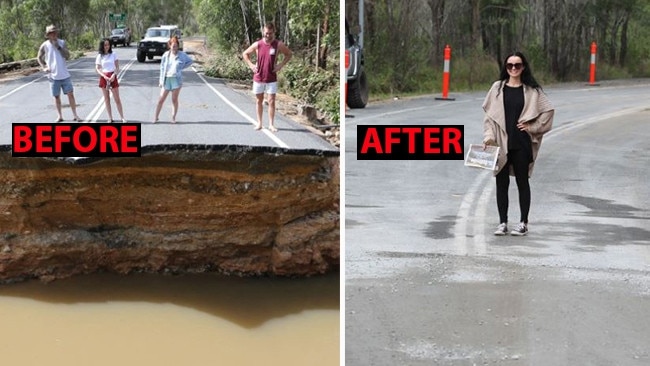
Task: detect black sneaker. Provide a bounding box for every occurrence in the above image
[494,223,508,236]
[510,222,528,236]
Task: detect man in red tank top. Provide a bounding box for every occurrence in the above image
[243,22,292,132]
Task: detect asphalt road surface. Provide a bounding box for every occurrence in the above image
[345,81,650,365]
[0,43,336,152]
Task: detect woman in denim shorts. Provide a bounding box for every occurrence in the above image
[153,36,193,123]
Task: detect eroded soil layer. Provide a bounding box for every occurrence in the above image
[0,146,340,283]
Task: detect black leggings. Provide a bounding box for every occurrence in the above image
[496,148,531,224]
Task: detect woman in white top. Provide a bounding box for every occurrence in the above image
[96,39,126,122]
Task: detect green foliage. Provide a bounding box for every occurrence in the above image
[287,0,339,48]
[368,53,495,99]
[0,0,338,126]
[0,0,32,62]
[621,18,650,77]
[203,50,339,123]
[283,61,336,103]
[366,70,401,97]
[450,51,500,91]
[195,0,247,51]
[204,48,251,80]
[283,60,339,123]
[362,0,650,97]
[597,62,633,80]
[315,86,340,124]
[6,34,37,62]
[70,31,99,51]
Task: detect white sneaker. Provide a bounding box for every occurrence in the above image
[510,222,528,236]
[494,223,508,236]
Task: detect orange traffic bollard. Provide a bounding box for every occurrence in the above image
[345,49,350,109]
[435,45,455,101]
[588,41,599,86]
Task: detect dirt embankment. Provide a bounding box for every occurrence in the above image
[0,148,340,283]
[0,38,340,284]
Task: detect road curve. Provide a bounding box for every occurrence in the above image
[345,81,650,365]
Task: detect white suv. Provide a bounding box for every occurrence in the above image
[136,25,183,63]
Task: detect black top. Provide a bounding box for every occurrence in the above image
[503,84,531,157]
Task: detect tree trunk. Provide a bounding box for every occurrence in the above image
[620,15,629,66]
[609,18,622,64]
[257,0,264,32]
[318,2,330,69]
[240,0,251,45]
[471,0,481,50]
[427,0,445,65]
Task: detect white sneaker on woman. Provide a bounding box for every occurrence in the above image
[494,223,508,236]
[510,222,528,236]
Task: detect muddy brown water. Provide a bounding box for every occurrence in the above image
[0,271,339,365]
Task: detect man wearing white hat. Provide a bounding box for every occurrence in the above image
[37,24,81,122]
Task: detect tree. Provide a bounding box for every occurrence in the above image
[352,0,650,93]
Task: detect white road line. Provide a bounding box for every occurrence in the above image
[453,169,491,256]
[0,76,45,101]
[192,66,289,148]
[0,59,85,101]
[545,106,648,137]
[348,98,476,125]
[473,176,494,255]
[350,106,429,124]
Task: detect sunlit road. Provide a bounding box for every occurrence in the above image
[0,43,336,152]
[345,81,650,365]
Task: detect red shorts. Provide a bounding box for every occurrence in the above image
[99,72,119,89]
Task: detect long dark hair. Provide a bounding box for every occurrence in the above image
[498,51,541,89]
[98,38,112,55]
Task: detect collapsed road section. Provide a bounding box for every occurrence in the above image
[0,145,339,283]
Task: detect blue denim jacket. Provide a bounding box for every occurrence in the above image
[159,51,193,86]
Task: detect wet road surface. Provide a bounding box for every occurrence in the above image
[345,81,650,365]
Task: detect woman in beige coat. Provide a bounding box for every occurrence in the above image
[482,52,554,236]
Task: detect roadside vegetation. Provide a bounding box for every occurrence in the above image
[197,0,339,123]
[345,0,650,100]
[0,0,339,123]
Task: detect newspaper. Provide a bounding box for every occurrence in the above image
[464,144,500,171]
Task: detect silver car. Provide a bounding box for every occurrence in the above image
[110,28,131,47]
